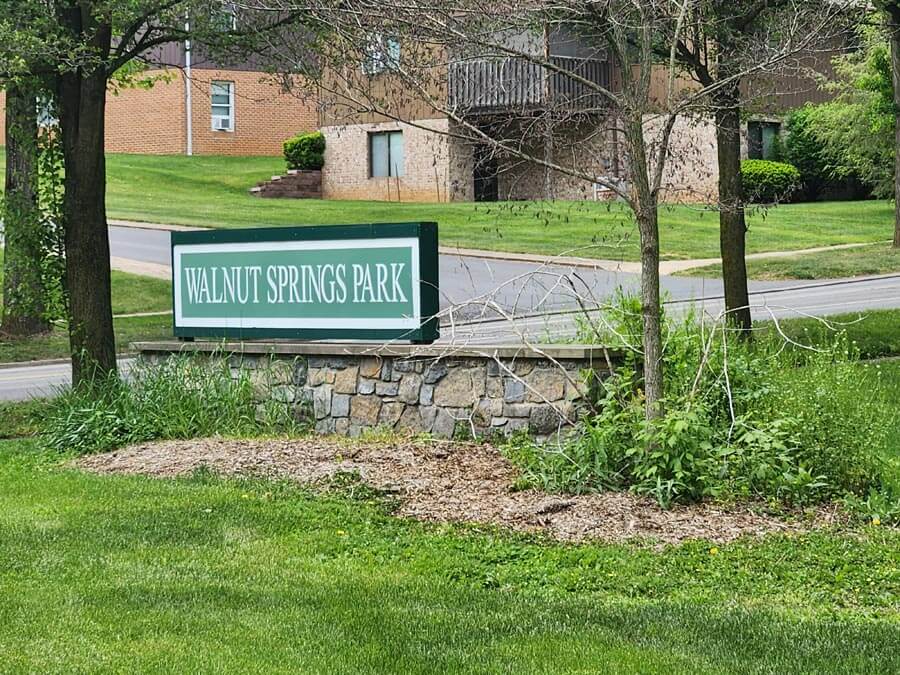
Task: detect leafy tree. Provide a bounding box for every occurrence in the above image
[797,26,894,201]
[671,0,854,334]
[0,1,306,385]
[879,0,900,246]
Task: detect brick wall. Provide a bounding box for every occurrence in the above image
[105,69,186,154]
[2,77,314,159]
[321,119,454,202]
[187,70,317,156]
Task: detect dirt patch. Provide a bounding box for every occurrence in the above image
[75,437,829,545]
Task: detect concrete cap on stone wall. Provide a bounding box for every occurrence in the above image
[131,341,622,362]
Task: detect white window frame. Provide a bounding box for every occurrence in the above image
[363,35,401,75]
[210,81,235,132]
[369,130,404,178]
[222,1,237,31]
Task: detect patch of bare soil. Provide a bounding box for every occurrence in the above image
[75,437,830,545]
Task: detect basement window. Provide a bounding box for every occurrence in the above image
[369,130,404,177]
[211,81,234,132]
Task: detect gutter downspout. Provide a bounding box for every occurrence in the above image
[184,14,193,156]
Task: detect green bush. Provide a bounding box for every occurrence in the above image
[506,301,898,512]
[43,356,302,455]
[283,131,325,171]
[783,107,870,201]
[741,159,801,204]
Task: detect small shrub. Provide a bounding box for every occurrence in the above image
[741,159,801,204]
[283,131,325,171]
[43,356,301,455]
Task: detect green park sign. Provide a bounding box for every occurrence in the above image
[172,223,439,342]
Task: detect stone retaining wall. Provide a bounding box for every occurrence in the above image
[135,343,619,441]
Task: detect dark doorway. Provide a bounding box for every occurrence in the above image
[473,145,499,202]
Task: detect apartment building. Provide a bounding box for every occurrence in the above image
[317,26,841,203]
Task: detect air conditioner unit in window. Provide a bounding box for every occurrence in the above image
[213,117,232,131]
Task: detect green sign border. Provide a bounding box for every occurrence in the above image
[171,222,440,343]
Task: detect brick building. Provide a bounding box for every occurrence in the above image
[0,42,317,157]
[317,27,843,204]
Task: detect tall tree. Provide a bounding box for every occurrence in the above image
[284,0,846,417]
[0,1,305,385]
[672,1,851,333]
[881,0,900,247]
[2,80,48,336]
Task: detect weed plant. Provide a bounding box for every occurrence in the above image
[43,356,301,454]
[508,297,899,519]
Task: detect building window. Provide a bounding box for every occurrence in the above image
[369,130,404,177]
[748,121,781,160]
[363,35,401,75]
[219,1,237,31]
[211,81,234,132]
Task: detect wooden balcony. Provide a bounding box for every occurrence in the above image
[448,55,612,113]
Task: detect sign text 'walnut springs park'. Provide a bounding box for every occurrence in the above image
[171,223,440,342]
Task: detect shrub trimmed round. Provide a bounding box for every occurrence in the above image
[741,159,801,204]
[284,131,325,171]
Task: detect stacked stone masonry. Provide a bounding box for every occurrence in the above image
[250,170,323,198]
[137,343,614,442]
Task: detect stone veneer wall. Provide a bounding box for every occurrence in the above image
[136,343,616,441]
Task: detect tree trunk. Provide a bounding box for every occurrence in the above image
[889,5,900,248]
[624,116,664,419]
[714,87,752,332]
[2,82,49,336]
[58,67,117,385]
[637,205,664,419]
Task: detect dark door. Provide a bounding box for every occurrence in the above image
[473,145,499,202]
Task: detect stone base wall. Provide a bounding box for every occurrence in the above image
[136,343,615,442]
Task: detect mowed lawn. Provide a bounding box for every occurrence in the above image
[102,154,895,260]
[1,150,894,261]
[0,438,897,673]
[682,243,900,280]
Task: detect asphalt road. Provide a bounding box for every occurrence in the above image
[109,225,787,318]
[0,359,133,402]
[2,224,899,401]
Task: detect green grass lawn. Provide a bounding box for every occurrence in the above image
[101,154,897,260]
[0,250,173,363]
[0,439,897,672]
[2,150,895,261]
[682,243,900,280]
[766,308,900,360]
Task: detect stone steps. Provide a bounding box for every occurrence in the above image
[250,169,322,199]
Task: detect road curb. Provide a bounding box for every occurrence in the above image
[0,357,73,370]
[0,354,137,371]
[109,219,206,232]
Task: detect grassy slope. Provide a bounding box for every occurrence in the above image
[0,440,897,673]
[1,150,893,261]
[682,243,900,280]
[102,154,896,260]
[0,250,173,363]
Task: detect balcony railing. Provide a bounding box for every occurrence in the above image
[448,55,612,113]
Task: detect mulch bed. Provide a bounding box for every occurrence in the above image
[75,437,836,545]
